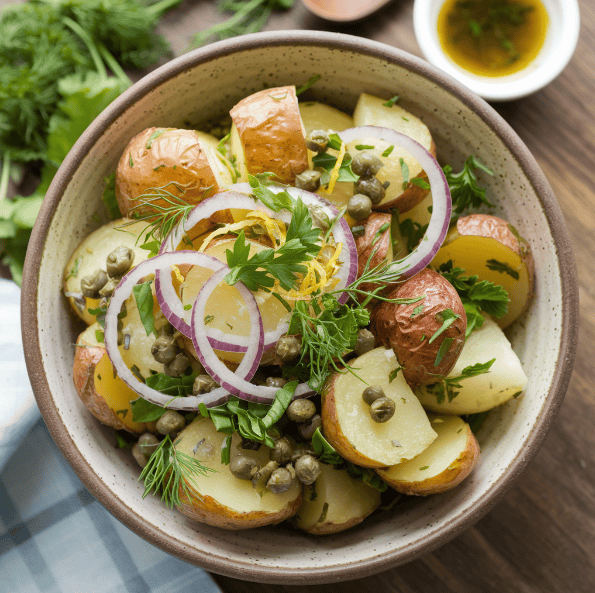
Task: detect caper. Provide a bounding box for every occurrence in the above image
[355,175,386,205]
[151,334,179,364]
[156,410,186,435]
[290,442,317,463]
[362,385,385,405]
[294,454,321,485]
[270,437,293,465]
[305,129,329,153]
[193,374,218,394]
[252,460,279,493]
[351,151,383,177]
[230,455,259,480]
[138,432,159,457]
[346,193,373,221]
[164,353,189,378]
[80,269,108,298]
[276,334,302,363]
[369,396,396,423]
[354,328,375,356]
[308,205,330,230]
[318,245,336,266]
[286,399,316,423]
[106,245,135,277]
[298,414,322,441]
[98,275,121,299]
[266,467,294,494]
[131,443,149,468]
[295,169,321,192]
[265,376,288,389]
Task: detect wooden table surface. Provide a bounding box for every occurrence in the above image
[156,2,595,592]
[4,0,594,591]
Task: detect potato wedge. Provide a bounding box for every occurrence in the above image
[294,463,381,534]
[298,101,354,136]
[417,316,528,414]
[376,415,479,495]
[352,93,436,212]
[63,219,150,325]
[230,86,308,183]
[355,212,393,296]
[321,347,437,468]
[73,323,146,433]
[371,269,467,386]
[115,127,233,217]
[174,418,302,530]
[431,214,534,328]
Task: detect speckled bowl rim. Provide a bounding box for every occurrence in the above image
[21,31,579,584]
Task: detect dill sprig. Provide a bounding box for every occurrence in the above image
[139,434,216,508]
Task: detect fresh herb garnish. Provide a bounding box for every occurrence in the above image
[463,411,490,433]
[399,158,410,189]
[411,304,425,317]
[95,329,105,343]
[443,155,494,216]
[355,145,375,150]
[382,145,395,157]
[145,129,164,149]
[388,367,403,382]
[132,282,156,336]
[312,151,359,184]
[382,95,400,107]
[410,177,431,190]
[295,74,321,95]
[115,431,134,449]
[434,337,454,366]
[486,258,520,280]
[429,309,460,344]
[399,219,428,253]
[65,257,82,280]
[425,359,496,404]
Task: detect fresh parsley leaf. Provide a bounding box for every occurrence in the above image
[311,151,359,184]
[410,177,431,190]
[95,329,105,343]
[442,155,494,215]
[399,157,410,189]
[463,411,489,433]
[425,359,496,403]
[399,218,428,253]
[248,174,294,212]
[429,309,460,344]
[486,258,520,280]
[145,371,198,397]
[388,367,403,382]
[132,282,156,336]
[130,398,167,423]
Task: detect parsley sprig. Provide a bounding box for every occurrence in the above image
[443,155,494,216]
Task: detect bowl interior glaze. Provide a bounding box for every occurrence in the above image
[22,32,578,584]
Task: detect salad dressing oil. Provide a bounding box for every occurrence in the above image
[437,0,549,77]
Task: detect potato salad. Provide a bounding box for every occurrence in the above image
[63,82,531,533]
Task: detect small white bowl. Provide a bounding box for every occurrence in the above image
[413,0,580,101]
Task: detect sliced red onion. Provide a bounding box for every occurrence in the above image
[338,126,451,278]
[104,251,261,409]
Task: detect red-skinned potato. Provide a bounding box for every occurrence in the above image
[115,127,232,218]
[230,86,308,183]
[371,269,466,386]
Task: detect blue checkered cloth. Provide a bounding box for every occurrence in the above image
[0,281,222,593]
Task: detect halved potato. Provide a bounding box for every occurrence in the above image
[355,212,393,297]
[431,214,534,328]
[376,415,479,495]
[352,93,436,212]
[115,127,233,217]
[321,347,437,468]
[63,219,150,325]
[174,418,302,530]
[294,463,381,534]
[298,101,354,136]
[417,316,528,414]
[230,86,308,183]
[73,323,146,433]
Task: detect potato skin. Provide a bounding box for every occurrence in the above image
[230,86,307,183]
[355,212,392,299]
[371,269,466,386]
[115,127,221,217]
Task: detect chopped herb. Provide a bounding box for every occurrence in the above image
[88,304,107,328]
[382,145,395,157]
[183,304,192,311]
[429,309,460,344]
[399,158,410,189]
[419,466,429,471]
[383,95,400,107]
[132,281,156,336]
[145,129,164,149]
[217,132,231,157]
[411,304,425,317]
[486,259,520,280]
[317,502,329,524]
[115,432,133,449]
[351,225,366,238]
[153,164,165,172]
[513,390,523,398]
[355,144,375,150]
[401,397,406,404]
[130,365,145,383]
[295,74,321,96]
[399,218,428,253]
[140,239,160,258]
[312,150,359,184]
[145,371,198,397]
[443,155,494,216]
[268,92,287,102]
[434,337,454,366]
[410,177,431,190]
[65,257,82,280]
[204,315,214,325]
[95,329,105,343]
[426,359,496,404]
[115,409,128,419]
[388,367,403,383]
[402,116,409,121]
[129,154,134,168]
[309,483,317,500]
[463,411,490,433]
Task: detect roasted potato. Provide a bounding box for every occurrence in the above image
[355,212,393,297]
[371,269,467,386]
[299,101,354,136]
[321,347,437,468]
[174,418,302,530]
[115,127,233,217]
[294,462,381,534]
[352,93,436,212]
[230,86,308,184]
[376,415,480,495]
[73,323,146,433]
[63,219,150,325]
[431,214,534,328]
[417,315,528,415]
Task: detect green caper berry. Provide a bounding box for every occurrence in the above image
[164,353,189,378]
[276,334,302,363]
[270,437,293,465]
[252,460,279,493]
[156,410,186,435]
[106,246,135,277]
[294,454,321,485]
[297,414,322,441]
[230,456,259,480]
[286,399,316,423]
[355,175,386,205]
[295,169,321,192]
[305,129,329,152]
[362,385,386,405]
[98,276,121,299]
[138,432,159,456]
[308,205,330,230]
[151,334,179,364]
[266,467,294,494]
[265,376,288,389]
[351,151,383,177]
[369,396,396,423]
[354,329,375,356]
[131,443,148,468]
[290,442,317,463]
[192,374,218,394]
[80,269,108,298]
[346,193,373,221]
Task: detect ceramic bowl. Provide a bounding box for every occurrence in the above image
[413,0,581,101]
[22,31,578,584]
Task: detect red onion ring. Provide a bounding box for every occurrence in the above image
[104,251,261,409]
[338,126,451,278]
